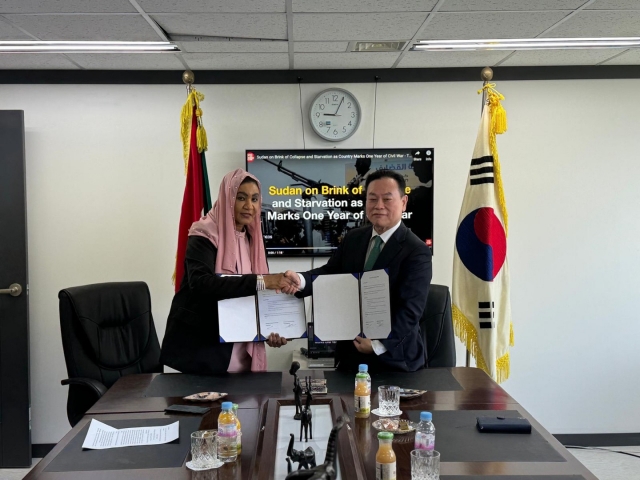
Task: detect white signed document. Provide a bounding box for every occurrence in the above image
[82,419,179,450]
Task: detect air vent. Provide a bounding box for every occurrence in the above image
[352,41,407,52]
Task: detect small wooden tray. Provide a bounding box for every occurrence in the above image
[183,392,228,402]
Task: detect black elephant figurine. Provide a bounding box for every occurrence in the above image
[286,434,316,471]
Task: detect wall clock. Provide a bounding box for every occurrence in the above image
[309,88,361,142]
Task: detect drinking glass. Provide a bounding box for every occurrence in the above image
[189,430,223,470]
[411,449,440,480]
[377,385,401,415]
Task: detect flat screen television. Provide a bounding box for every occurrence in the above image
[246,148,433,257]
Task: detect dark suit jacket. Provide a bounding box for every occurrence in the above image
[298,222,432,372]
[160,236,258,375]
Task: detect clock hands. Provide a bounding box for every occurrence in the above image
[334,96,344,115]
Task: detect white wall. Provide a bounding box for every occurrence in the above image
[1,78,639,444]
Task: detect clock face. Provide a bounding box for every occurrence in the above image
[309,88,361,142]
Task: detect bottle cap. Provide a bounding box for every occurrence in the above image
[377,431,394,440]
[420,411,432,422]
[358,364,368,372]
[221,401,233,410]
[232,403,239,409]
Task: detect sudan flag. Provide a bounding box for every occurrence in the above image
[452,85,513,383]
[173,89,212,292]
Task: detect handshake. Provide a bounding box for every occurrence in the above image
[263,270,301,295]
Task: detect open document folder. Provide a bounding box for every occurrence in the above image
[218,289,307,342]
[312,269,391,342]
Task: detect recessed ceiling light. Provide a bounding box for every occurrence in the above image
[412,37,640,51]
[353,41,407,52]
[0,41,180,53]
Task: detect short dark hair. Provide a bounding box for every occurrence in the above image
[365,169,406,196]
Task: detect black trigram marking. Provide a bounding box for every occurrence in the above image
[470,155,494,185]
[478,301,495,328]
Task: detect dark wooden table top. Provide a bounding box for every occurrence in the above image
[27,367,596,480]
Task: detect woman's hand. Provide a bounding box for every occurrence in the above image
[264,273,299,294]
[266,332,288,348]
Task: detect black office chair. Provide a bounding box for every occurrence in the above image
[59,281,162,426]
[420,284,456,368]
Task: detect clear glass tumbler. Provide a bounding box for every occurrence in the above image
[411,449,440,480]
[189,430,224,470]
[377,385,401,415]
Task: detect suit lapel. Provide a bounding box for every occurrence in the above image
[354,226,372,272]
[373,223,406,270]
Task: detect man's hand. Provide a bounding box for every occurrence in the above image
[353,336,373,354]
[279,270,301,295]
[266,332,288,348]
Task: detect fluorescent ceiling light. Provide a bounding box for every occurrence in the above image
[0,41,180,53]
[412,37,640,51]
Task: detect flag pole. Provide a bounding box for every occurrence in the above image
[466,66,495,368]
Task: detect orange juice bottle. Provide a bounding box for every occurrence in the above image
[354,364,371,418]
[375,432,396,480]
[232,403,242,455]
[218,402,238,463]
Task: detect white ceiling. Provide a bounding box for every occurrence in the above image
[1,0,640,70]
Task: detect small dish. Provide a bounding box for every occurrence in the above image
[186,460,223,471]
[399,388,426,400]
[372,418,415,435]
[183,392,228,402]
[371,408,403,417]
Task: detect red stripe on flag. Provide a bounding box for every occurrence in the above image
[174,110,206,292]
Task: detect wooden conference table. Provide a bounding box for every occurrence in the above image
[25,367,596,480]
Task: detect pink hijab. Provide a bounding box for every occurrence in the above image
[188,169,268,372]
[189,169,268,275]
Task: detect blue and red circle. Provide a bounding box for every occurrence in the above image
[456,207,506,282]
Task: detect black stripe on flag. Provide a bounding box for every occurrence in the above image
[470,166,494,176]
[471,155,494,166]
[480,322,494,329]
[479,311,493,319]
[470,177,495,185]
[478,302,494,308]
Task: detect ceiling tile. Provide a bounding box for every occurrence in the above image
[293,13,427,41]
[182,52,289,69]
[420,11,569,39]
[294,52,399,69]
[138,0,285,13]
[294,42,348,53]
[601,49,640,65]
[500,48,630,66]
[0,0,136,14]
[0,53,79,69]
[542,10,640,37]
[441,0,585,11]
[0,17,32,39]
[398,50,508,68]
[585,0,640,9]
[3,14,160,41]
[292,0,438,13]
[154,14,287,40]
[67,53,185,69]
[180,40,288,53]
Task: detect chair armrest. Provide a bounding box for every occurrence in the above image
[61,377,108,399]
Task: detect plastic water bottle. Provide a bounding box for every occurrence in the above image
[218,401,238,462]
[354,364,371,418]
[414,411,435,451]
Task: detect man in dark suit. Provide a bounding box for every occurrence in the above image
[285,170,432,372]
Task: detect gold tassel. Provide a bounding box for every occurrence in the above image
[478,83,509,235]
[510,322,515,347]
[496,351,510,384]
[180,89,208,174]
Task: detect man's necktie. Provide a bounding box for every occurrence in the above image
[364,236,383,271]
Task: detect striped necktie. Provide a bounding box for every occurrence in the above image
[364,236,383,271]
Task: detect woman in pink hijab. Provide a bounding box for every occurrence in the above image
[161,169,290,375]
